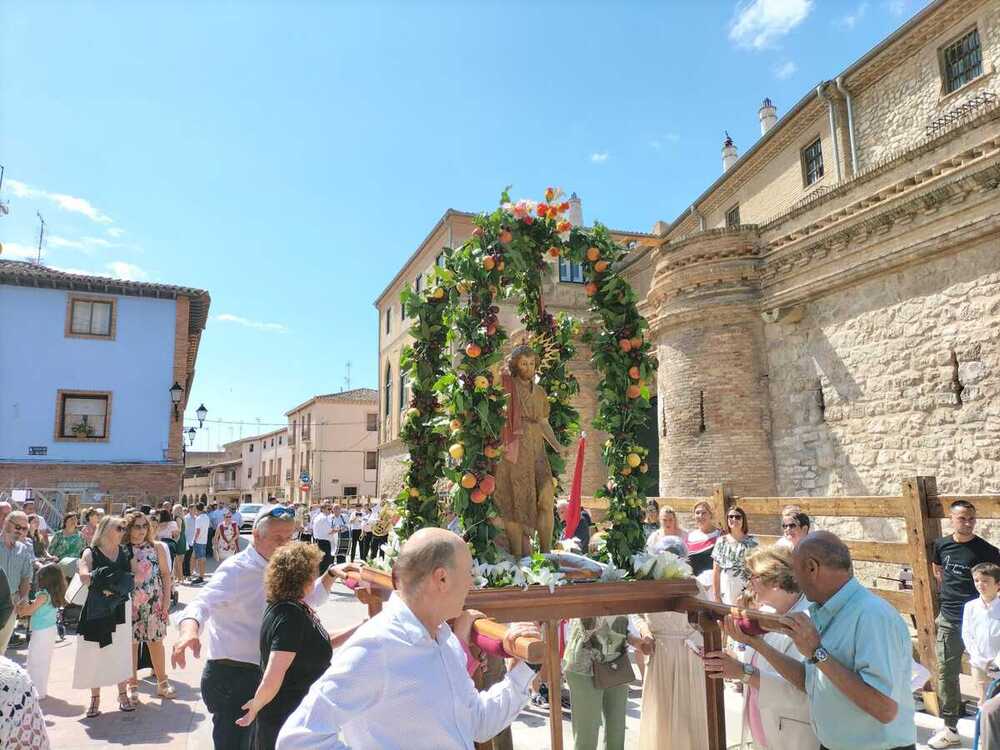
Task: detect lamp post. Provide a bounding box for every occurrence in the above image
[196,403,208,428]
[169,382,184,420]
[186,427,197,446]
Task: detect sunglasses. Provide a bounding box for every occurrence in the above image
[727,514,743,521]
[256,506,295,525]
[782,523,800,529]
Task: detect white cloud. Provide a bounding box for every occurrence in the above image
[6,178,114,224]
[836,2,868,29]
[50,265,111,277]
[214,313,289,333]
[590,152,609,163]
[885,0,906,16]
[0,241,40,259]
[48,235,115,252]
[650,133,681,151]
[106,227,125,238]
[106,261,148,281]
[773,60,798,79]
[729,0,813,50]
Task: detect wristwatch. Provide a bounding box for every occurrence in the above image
[807,646,829,665]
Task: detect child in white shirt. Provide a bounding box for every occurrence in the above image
[962,562,1000,704]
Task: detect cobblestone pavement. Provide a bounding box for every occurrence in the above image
[4,545,974,749]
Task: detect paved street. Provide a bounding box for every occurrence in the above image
[3,546,978,749]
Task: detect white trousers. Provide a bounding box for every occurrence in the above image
[27,625,56,698]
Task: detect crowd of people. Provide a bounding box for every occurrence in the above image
[3,493,1000,749]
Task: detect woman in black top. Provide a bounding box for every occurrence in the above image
[235,542,343,749]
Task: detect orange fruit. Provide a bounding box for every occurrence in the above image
[586,247,600,261]
[627,384,642,399]
[483,256,496,271]
[585,282,597,296]
[594,260,609,273]
[499,230,513,244]
[628,366,640,380]
[619,339,632,353]
[479,475,496,495]
[461,473,477,489]
[466,343,482,358]
[630,337,642,349]
[470,489,487,504]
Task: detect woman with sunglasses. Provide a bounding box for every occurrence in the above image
[711,506,758,606]
[214,510,240,561]
[73,515,136,717]
[124,511,175,703]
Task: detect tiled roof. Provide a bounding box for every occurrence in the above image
[285,388,378,415]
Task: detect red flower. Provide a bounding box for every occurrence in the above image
[523,216,534,225]
[557,220,571,232]
[559,201,570,212]
[537,203,549,217]
[545,187,557,202]
[472,227,484,238]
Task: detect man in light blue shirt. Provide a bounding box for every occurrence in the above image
[733,531,915,750]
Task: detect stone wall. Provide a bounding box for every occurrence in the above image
[0,462,183,503]
[376,440,409,498]
[853,1,1000,171]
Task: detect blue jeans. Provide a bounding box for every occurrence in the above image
[193,543,208,560]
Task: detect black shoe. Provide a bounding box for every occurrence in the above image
[7,634,26,649]
[560,693,571,710]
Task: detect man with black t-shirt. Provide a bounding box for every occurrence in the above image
[929,500,1000,748]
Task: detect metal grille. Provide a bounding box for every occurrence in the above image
[925,91,998,137]
[725,204,741,229]
[803,138,824,186]
[943,28,982,94]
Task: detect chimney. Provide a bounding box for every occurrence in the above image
[759,97,778,135]
[722,132,738,173]
[567,192,583,227]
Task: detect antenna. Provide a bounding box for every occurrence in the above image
[35,212,46,264]
[0,165,8,216]
[344,361,352,391]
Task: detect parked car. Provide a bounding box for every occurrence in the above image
[238,503,263,532]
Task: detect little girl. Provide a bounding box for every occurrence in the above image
[19,563,67,699]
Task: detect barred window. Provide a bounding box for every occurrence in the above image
[802,138,824,186]
[365,451,378,470]
[725,204,741,229]
[942,28,982,94]
[558,258,584,284]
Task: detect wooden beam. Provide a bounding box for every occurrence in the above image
[869,586,916,614]
[736,496,905,518]
[754,534,911,564]
[543,620,564,750]
[931,495,1000,519]
[903,477,941,696]
[698,611,727,750]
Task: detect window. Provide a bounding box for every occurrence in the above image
[415,274,423,293]
[436,252,446,268]
[248,467,253,479]
[278,435,282,445]
[384,365,393,417]
[249,443,254,452]
[343,486,358,497]
[277,458,282,479]
[366,412,378,431]
[942,28,982,94]
[67,296,115,338]
[385,307,392,335]
[725,204,741,229]
[57,391,110,440]
[365,451,378,470]
[400,370,409,413]
[802,138,824,186]
[558,258,584,283]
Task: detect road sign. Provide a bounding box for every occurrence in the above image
[300,484,311,493]
[300,471,311,483]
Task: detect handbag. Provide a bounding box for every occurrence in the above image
[65,572,89,607]
[592,650,635,689]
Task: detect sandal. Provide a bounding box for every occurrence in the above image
[156,680,176,699]
[127,680,140,705]
[118,688,136,712]
[86,695,101,718]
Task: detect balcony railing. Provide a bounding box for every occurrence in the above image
[254,474,280,489]
[288,433,297,446]
[300,430,311,442]
[213,479,238,491]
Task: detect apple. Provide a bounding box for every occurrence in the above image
[483,256,496,271]
[499,230,513,244]
[461,473,478,489]
[619,339,632,353]
[449,443,465,461]
[627,384,642,399]
[586,247,600,262]
[484,445,500,459]
[584,282,598,296]
[449,419,462,432]
[479,475,496,495]
[594,260,609,273]
[630,337,642,350]
[628,366,641,380]
[470,489,487,504]
[466,343,482,358]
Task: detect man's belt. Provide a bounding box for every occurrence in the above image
[209,658,260,670]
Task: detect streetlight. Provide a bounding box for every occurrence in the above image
[186,427,197,446]
[169,382,184,420]
[196,403,208,428]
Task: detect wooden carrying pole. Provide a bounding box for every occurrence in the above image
[903,476,942,707]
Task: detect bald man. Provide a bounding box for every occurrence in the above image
[277,528,541,750]
[726,531,915,750]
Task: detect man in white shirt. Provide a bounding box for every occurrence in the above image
[172,505,348,750]
[330,504,349,563]
[277,527,541,750]
[183,505,198,582]
[21,501,50,545]
[190,503,212,583]
[312,503,334,571]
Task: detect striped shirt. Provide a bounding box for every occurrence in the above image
[0,538,34,597]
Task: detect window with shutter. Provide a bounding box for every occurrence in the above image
[57,392,111,439]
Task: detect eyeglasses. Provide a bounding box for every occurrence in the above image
[727,515,743,521]
[8,523,28,533]
[781,523,800,529]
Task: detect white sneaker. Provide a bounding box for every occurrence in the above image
[928,727,962,748]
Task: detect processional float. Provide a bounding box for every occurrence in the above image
[343,189,790,750]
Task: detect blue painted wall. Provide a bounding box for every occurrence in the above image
[0,285,177,462]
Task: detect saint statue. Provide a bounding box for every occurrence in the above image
[493,344,561,557]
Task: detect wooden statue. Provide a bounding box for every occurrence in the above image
[493,345,560,557]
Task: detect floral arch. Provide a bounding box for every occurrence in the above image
[396,188,656,572]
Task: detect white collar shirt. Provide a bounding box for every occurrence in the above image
[177,544,328,664]
[312,513,332,542]
[276,593,534,750]
[962,596,1000,669]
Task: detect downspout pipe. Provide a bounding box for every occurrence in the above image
[815,83,843,183]
[834,75,859,175]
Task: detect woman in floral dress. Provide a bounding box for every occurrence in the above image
[213,510,240,561]
[123,511,174,701]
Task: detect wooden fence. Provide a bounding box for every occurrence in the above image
[583,476,1000,709]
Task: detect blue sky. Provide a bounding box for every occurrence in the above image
[1,0,923,450]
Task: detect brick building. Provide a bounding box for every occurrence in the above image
[0,260,210,514]
[375,0,1000,515]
